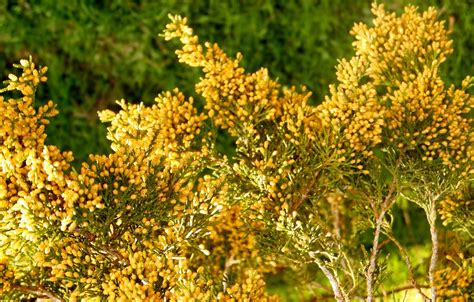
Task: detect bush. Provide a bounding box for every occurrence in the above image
[0,0,472,161]
[0,2,472,301]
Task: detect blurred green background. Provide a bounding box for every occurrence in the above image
[0,0,472,300]
[0,0,472,162]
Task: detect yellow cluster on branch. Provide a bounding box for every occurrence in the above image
[317,4,473,172]
[98,88,208,168]
[163,15,321,142]
[0,57,274,300]
[434,255,473,302]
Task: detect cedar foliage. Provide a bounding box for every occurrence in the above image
[0,3,472,301]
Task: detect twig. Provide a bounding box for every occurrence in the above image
[290,171,320,212]
[341,252,357,295]
[378,284,430,298]
[385,231,430,301]
[329,192,341,240]
[92,242,129,267]
[377,239,391,250]
[366,209,387,302]
[366,178,397,302]
[12,284,63,302]
[427,203,438,302]
[315,259,348,302]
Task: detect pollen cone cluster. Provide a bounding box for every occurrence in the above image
[0,59,275,300]
[317,4,473,172]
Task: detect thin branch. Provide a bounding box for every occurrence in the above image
[427,204,438,302]
[366,178,397,302]
[341,252,357,295]
[290,171,320,212]
[366,209,386,302]
[385,231,430,301]
[329,192,341,240]
[315,259,348,302]
[378,284,430,298]
[11,285,63,302]
[377,239,391,250]
[92,242,129,267]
